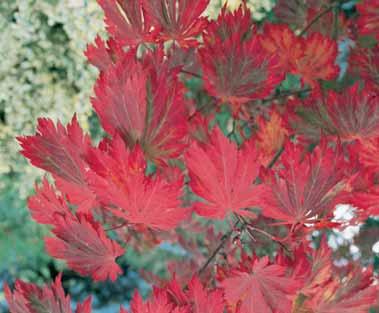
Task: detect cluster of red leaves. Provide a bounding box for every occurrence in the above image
[7,0,379,312]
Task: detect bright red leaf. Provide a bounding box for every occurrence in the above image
[185,127,263,219]
[27,178,71,225]
[97,0,155,46]
[86,136,188,230]
[45,213,125,281]
[85,35,124,72]
[220,255,300,313]
[17,116,96,211]
[142,0,209,47]
[257,140,352,226]
[4,274,91,313]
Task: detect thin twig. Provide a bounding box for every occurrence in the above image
[262,88,311,103]
[105,222,128,231]
[198,220,240,276]
[181,69,202,79]
[299,5,336,36]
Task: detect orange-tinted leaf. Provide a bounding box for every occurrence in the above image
[294,32,339,87]
[256,110,289,165]
[185,127,263,219]
[260,24,303,72]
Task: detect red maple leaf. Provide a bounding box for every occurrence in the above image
[357,0,379,41]
[257,140,352,227]
[260,23,303,73]
[347,169,379,217]
[203,4,254,44]
[350,44,379,92]
[92,50,188,164]
[186,276,225,313]
[185,127,263,219]
[84,35,124,72]
[17,116,96,211]
[45,213,125,281]
[27,178,71,225]
[142,0,209,47]
[295,32,339,87]
[199,6,282,113]
[97,0,155,47]
[300,265,379,313]
[122,291,186,313]
[293,84,379,142]
[86,136,188,230]
[4,273,91,313]
[220,255,300,313]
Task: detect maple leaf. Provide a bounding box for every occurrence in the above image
[295,32,339,87]
[203,4,254,44]
[199,29,282,113]
[186,276,225,313]
[86,136,188,230]
[84,35,124,72]
[256,110,289,166]
[350,44,379,91]
[357,0,379,41]
[92,50,188,164]
[273,0,308,30]
[4,273,91,313]
[260,23,303,73]
[220,255,300,313]
[17,116,96,211]
[257,140,352,226]
[299,265,379,313]
[293,84,379,142]
[185,127,263,219]
[45,213,125,281]
[27,178,71,225]
[261,24,338,88]
[142,0,210,47]
[122,291,186,313]
[358,137,379,172]
[97,0,155,46]
[347,170,379,217]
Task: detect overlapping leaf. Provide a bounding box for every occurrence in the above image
[17,116,96,210]
[98,0,155,46]
[220,255,300,313]
[4,274,92,313]
[185,127,263,219]
[257,140,352,226]
[92,50,188,164]
[199,10,282,112]
[357,0,379,41]
[45,213,125,281]
[143,0,209,47]
[86,136,188,230]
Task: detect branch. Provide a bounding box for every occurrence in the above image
[299,5,336,37]
[198,219,241,276]
[180,69,202,79]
